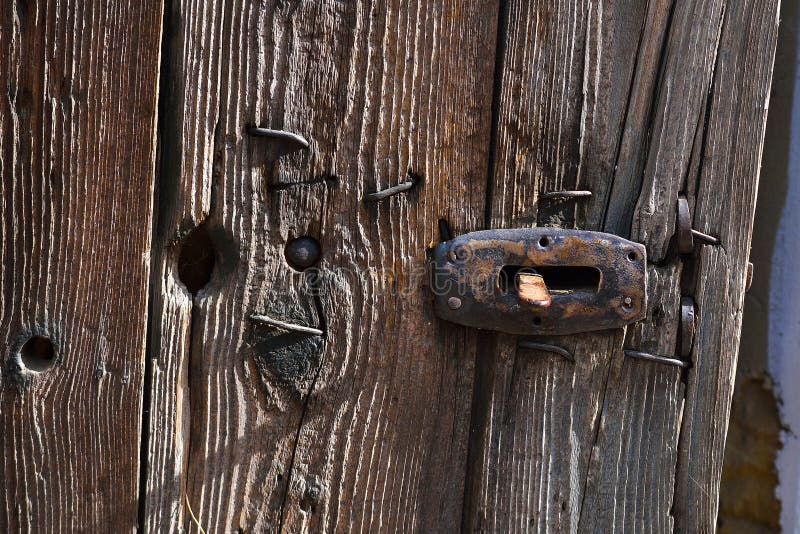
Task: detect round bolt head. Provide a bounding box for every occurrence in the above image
[447,296,462,310]
[285,236,321,270]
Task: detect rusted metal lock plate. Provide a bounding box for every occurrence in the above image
[430,228,647,335]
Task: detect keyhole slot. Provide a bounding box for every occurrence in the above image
[499,265,601,295]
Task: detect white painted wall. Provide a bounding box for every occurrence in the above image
[769,12,800,531]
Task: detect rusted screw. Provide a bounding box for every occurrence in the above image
[285,236,321,270]
[447,296,462,310]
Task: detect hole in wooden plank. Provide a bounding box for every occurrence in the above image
[178,225,216,296]
[19,336,56,372]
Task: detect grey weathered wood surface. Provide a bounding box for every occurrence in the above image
[464,0,779,532]
[1,0,779,532]
[0,1,162,532]
[145,1,499,532]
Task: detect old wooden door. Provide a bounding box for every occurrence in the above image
[1,0,780,532]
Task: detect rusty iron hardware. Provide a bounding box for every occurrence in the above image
[746,261,754,292]
[518,340,574,362]
[680,296,696,358]
[624,349,691,369]
[676,196,720,253]
[430,228,648,336]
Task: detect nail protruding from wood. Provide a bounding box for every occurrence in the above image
[676,195,721,252]
[248,127,309,151]
[363,177,419,202]
[540,190,592,199]
[518,341,574,362]
[690,228,720,246]
[250,314,324,336]
[680,296,696,359]
[624,349,691,369]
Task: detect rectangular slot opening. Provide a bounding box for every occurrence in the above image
[499,265,601,294]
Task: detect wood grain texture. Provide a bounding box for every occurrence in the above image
[145,0,499,532]
[464,1,677,531]
[140,0,778,532]
[0,0,162,532]
[466,0,779,531]
[674,0,781,529]
[579,264,685,533]
[629,0,726,262]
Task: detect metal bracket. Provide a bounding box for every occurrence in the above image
[430,228,648,336]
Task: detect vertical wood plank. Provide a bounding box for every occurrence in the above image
[0,0,162,531]
[579,264,685,533]
[145,1,500,531]
[465,1,658,531]
[674,0,781,529]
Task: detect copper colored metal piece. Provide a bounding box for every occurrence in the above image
[676,196,694,254]
[746,262,754,292]
[430,228,648,336]
[680,296,696,359]
[517,272,552,307]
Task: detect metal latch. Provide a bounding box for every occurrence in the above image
[430,228,647,335]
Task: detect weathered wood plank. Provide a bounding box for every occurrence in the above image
[467,0,779,531]
[674,0,781,529]
[464,1,659,531]
[145,0,500,531]
[628,0,726,261]
[579,264,685,533]
[0,1,162,531]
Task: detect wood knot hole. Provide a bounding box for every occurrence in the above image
[178,225,215,295]
[19,336,56,372]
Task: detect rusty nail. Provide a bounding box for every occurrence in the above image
[248,127,309,150]
[680,296,696,359]
[250,314,324,336]
[285,236,321,270]
[364,181,415,202]
[691,228,720,246]
[518,341,574,362]
[624,349,691,369]
[746,262,754,292]
[676,196,720,251]
[676,196,694,253]
[447,296,462,310]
